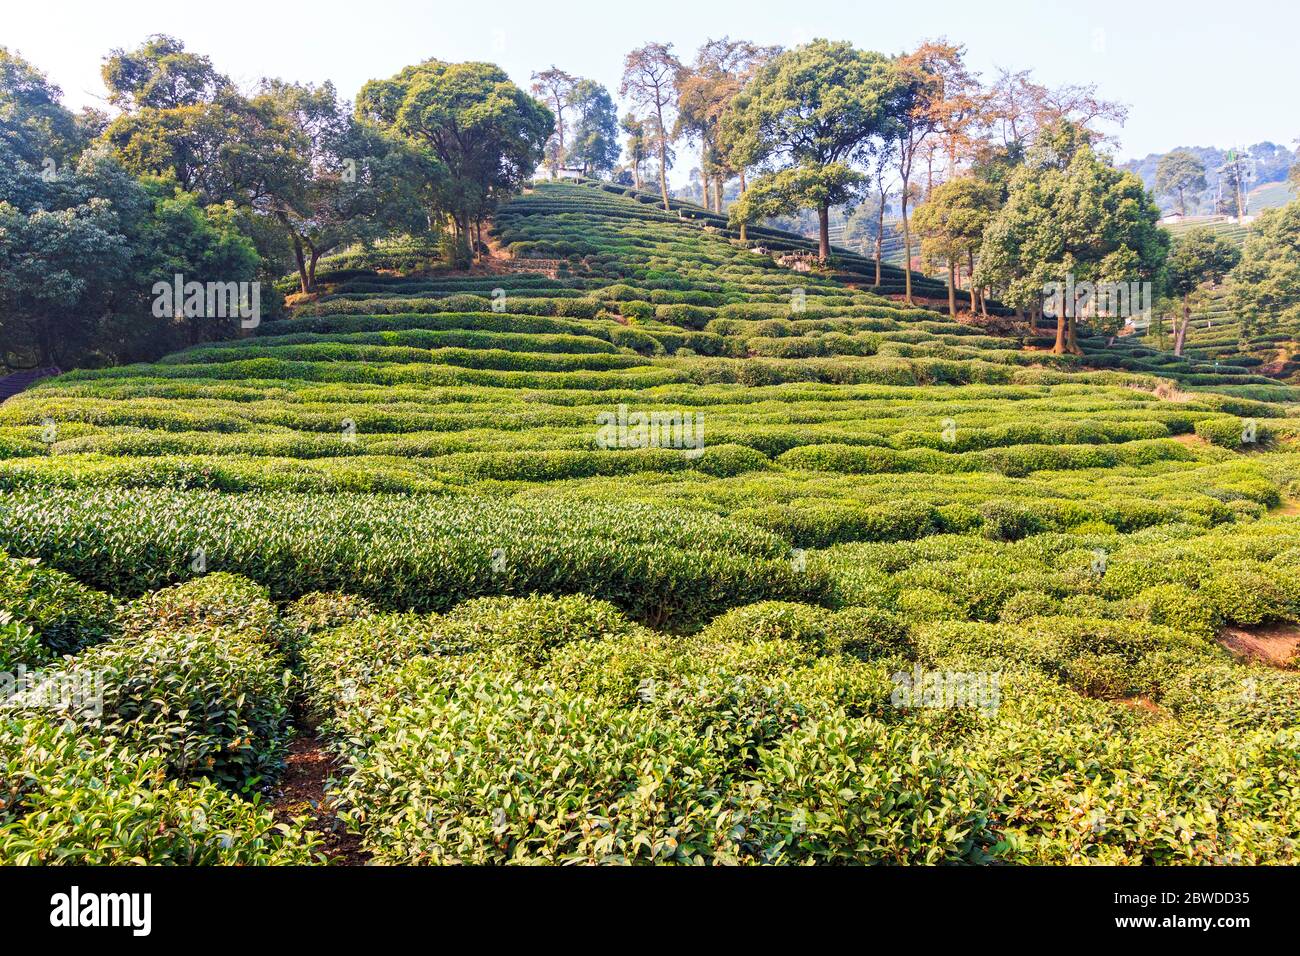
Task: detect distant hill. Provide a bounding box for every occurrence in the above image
[1248,178,1297,211]
[1122,142,1297,215]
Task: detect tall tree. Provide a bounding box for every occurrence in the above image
[1228,200,1300,339]
[1154,149,1207,216]
[357,59,552,258]
[1166,227,1241,355]
[912,174,1000,315]
[977,122,1167,354]
[101,35,297,206]
[725,39,900,261]
[677,38,779,213]
[566,80,620,178]
[620,113,648,189]
[1217,150,1251,219]
[0,141,258,369]
[0,47,89,166]
[986,68,1129,152]
[102,34,230,111]
[891,42,983,303]
[530,67,578,175]
[620,43,682,211]
[254,80,439,292]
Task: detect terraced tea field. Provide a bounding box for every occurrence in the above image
[3,181,1300,864]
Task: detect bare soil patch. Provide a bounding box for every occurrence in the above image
[1114,696,1169,718]
[1217,623,1300,668]
[270,734,369,865]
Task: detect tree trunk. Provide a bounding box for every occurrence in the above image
[307,247,321,292]
[1052,313,1068,354]
[714,175,724,213]
[947,258,957,316]
[967,251,977,312]
[738,168,747,242]
[655,105,670,211]
[901,184,913,304]
[633,159,642,190]
[817,204,830,263]
[699,166,709,210]
[1066,316,1081,354]
[1174,296,1191,356]
[875,195,885,286]
[291,235,310,294]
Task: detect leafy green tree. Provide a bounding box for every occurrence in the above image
[620,43,682,211]
[725,39,899,261]
[977,122,1168,354]
[0,143,258,369]
[102,34,230,111]
[530,67,578,175]
[912,175,1000,315]
[891,42,978,302]
[566,80,620,178]
[729,163,863,255]
[101,36,297,206]
[620,113,649,189]
[357,60,552,256]
[677,38,779,213]
[1154,149,1207,215]
[253,80,439,292]
[1165,227,1241,355]
[0,47,89,167]
[1229,200,1300,340]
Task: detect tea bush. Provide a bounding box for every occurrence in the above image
[56,626,293,792]
[0,715,316,864]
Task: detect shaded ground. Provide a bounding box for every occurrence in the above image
[270,734,369,865]
[1218,623,1300,667]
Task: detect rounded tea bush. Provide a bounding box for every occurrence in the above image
[60,627,293,792]
[699,602,840,653]
[0,715,316,865]
[738,713,997,864]
[335,668,740,865]
[0,550,118,658]
[444,593,643,664]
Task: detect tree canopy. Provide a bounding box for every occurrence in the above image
[358,59,552,254]
[725,39,899,260]
[1154,149,1207,216]
[977,122,1167,353]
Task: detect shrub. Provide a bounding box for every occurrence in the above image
[1195,417,1278,450]
[828,606,911,658]
[299,612,451,723]
[738,714,996,863]
[444,594,642,665]
[1200,564,1294,626]
[0,551,117,658]
[980,500,1046,542]
[0,715,316,864]
[699,602,840,653]
[281,590,379,659]
[334,665,739,864]
[58,626,293,792]
[118,572,284,646]
[1123,584,1219,639]
[0,612,47,671]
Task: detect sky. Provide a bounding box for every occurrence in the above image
[5,0,1296,186]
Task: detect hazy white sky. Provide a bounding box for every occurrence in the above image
[5,0,1296,183]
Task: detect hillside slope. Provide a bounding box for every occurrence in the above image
[2,180,1300,864]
